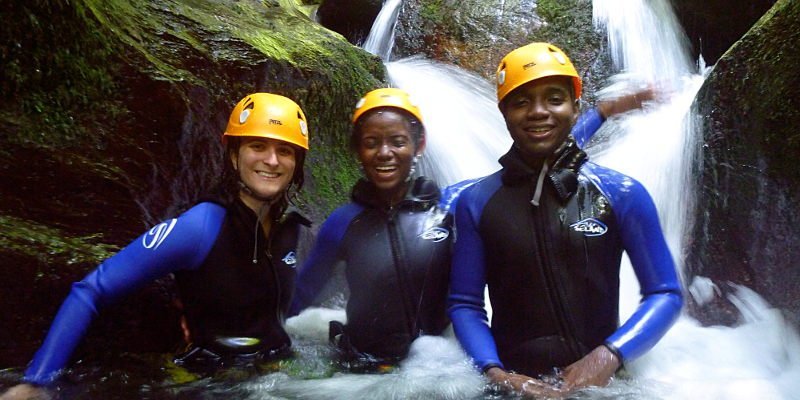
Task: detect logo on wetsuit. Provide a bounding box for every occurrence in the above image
[281,251,297,266]
[421,227,450,242]
[142,218,178,250]
[570,218,608,237]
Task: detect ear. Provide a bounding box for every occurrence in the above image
[229,148,239,171]
[571,98,580,124]
[415,130,426,156]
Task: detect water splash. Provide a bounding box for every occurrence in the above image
[386,57,510,187]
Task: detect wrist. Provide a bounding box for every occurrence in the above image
[484,366,507,380]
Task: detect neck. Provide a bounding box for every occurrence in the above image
[379,182,410,208]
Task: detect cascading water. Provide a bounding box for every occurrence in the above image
[271,0,800,399]
[362,0,403,61]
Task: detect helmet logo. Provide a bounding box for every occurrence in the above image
[523,61,537,70]
[498,69,506,86]
[269,118,283,125]
[239,109,251,124]
[299,120,308,137]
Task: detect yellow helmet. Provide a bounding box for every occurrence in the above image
[224,93,309,150]
[351,87,424,125]
[496,42,582,103]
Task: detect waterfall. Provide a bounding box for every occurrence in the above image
[362,0,402,61]
[277,1,800,399]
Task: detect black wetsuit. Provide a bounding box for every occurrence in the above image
[290,177,452,361]
[449,140,683,376]
[24,199,310,384]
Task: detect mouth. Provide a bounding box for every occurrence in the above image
[524,125,555,137]
[256,171,281,179]
[374,165,398,173]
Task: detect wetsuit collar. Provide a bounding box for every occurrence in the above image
[351,176,441,210]
[500,137,588,204]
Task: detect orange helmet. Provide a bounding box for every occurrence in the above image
[496,42,582,102]
[351,87,424,125]
[224,93,309,150]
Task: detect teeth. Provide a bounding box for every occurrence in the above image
[528,127,550,133]
[257,171,279,178]
[376,166,396,172]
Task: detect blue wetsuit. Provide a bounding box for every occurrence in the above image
[290,177,452,360]
[448,138,682,376]
[23,199,308,385]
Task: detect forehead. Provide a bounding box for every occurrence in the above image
[359,109,413,134]
[508,76,573,98]
[239,136,291,146]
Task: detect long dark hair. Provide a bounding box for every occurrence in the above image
[221,137,306,218]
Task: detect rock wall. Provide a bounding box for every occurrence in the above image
[688,0,800,327]
[0,0,383,367]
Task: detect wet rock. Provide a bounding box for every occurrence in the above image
[688,0,800,327]
[0,0,383,366]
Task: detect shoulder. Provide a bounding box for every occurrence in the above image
[144,202,226,253]
[176,202,227,230]
[455,172,503,210]
[317,202,364,236]
[579,162,654,213]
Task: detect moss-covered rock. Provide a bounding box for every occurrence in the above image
[0,0,384,366]
[687,0,800,326]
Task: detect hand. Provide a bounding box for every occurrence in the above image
[597,86,659,118]
[559,345,620,394]
[486,367,566,399]
[0,384,52,400]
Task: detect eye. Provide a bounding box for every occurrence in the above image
[277,145,295,157]
[391,136,409,147]
[510,97,529,108]
[248,141,266,151]
[361,137,379,149]
[548,94,566,105]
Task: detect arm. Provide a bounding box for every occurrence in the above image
[22,202,225,385]
[449,191,566,397]
[604,178,683,361]
[288,204,360,316]
[447,187,503,372]
[560,173,681,392]
[572,88,658,148]
[571,107,605,148]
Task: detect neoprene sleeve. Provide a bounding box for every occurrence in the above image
[288,203,363,316]
[23,202,225,385]
[582,164,683,361]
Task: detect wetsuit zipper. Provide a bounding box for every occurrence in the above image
[532,198,583,360]
[387,207,418,339]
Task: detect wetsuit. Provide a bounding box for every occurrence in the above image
[23,199,309,385]
[448,138,683,377]
[290,177,452,362]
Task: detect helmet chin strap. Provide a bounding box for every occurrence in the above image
[238,180,281,204]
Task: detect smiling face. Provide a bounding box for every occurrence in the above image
[500,76,579,166]
[231,136,297,211]
[355,109,425,206]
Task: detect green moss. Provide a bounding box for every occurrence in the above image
[0,215,119,270]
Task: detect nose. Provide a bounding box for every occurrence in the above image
[261,146,279,167]
[526,99,548,119]
[376,142,392,160]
